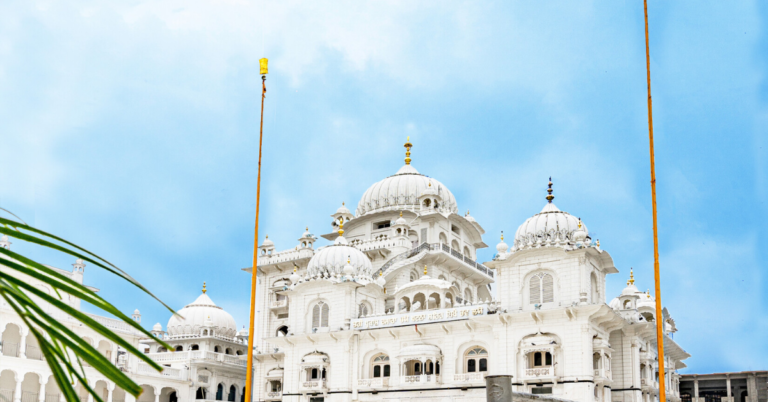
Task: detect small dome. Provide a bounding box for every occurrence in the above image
[262,236,274,247]
[306,234,373,279]
[621,283,640,296]
[290,269,301,284]
[166,292,237,339]
[376,274,386,287]
[238,326,249,337]
[394,212,408,226]
[464,211,476,223]
[302,227,313,238]
[513,202,587,251]
[356,164,458,216]
[637,290,655,309]
[133,309,140,315]
[609,297,621,310]
[152,323,162,331]
[336,202,352,215]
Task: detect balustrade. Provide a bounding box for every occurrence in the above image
[376,243,493,279]
[0,389,12,402]
[266,391,282,400]
[45,394,60,402]
[300,380,327,391]
[357,378,389,388]
[401,375,440,384]
[454,372,486,382]
[21,392,38,402]
[26,345,43,361]
[2,342,20,357]
[137,362,184,380]
[525,367,552,377]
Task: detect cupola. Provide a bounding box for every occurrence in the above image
[306,217,373,280]
[259,235,275,256]
[298,227,316,249]
[391,211,410,238]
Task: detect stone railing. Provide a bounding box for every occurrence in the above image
[26,345,43,361]
[454,372,486,382]
[266,391,282,400]
[0,390,13,402]
[300,380,326,391]
[357,378,389,388]
[258,248,314,265]
[45,394,60,402]
[401,375,440,384]
[145,350,246,367]
[525,367,552,377]
[2,342,20,357]
[376,243,493,279]
[21,391,38,402]
[353,237,407,252]
[84,313,137,334]
[137,362,185,380]
[270,300,288,309]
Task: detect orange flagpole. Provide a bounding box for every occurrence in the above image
[245,58,268,402]
[642,2,667,401]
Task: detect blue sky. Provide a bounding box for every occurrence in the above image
[1,1,766,373]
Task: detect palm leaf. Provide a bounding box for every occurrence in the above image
[0,217,177,401]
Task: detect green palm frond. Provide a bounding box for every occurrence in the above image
[0,216,175,401]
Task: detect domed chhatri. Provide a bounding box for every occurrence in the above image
[356,138,458,216]
[512,178,590,251]
[306,218,373,279]
[166,284,237,339]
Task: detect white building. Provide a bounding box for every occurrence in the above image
[249,139,690,402]
[0,235,247,402]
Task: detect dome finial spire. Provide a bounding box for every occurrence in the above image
[338,217,345,237]
[404,136,413,165]
[202,281,207,294]
[546,177,554,203]
[423,264,428,276]
[501,231,504,241]
[627,268,635,285]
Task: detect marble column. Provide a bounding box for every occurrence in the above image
[13,379,21,402]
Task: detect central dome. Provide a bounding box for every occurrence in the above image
[166,290,237,339]
[307,234,373,278]
[356,164,458,216]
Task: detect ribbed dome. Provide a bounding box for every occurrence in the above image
[307,236,373,278]
[513,202,587,250]
[167,292,237,339]
[356,164,458,216]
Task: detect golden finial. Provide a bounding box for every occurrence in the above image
[306,226,309,231]
[404,136,413,165]
[202,282,207,294]
[293,265,297,273]
[578,218,582,229]
[379,270,383,277]
[646,289,651,298]
[546,177,554,203]
[627,268,635,285]
[400,211,403,217]
[259,58,268,75]
[424,265,428,276]
[428,181,432,187]
[597,239,600,247]
[338,217,345,236]
[501,231,504,241]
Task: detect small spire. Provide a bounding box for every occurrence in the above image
[501,231,504,241]
[578,218,582,229]
[423,265,428,276]
[338,217,345,237]
[202,282,207,294]
[627,268,635,285]
[404,136,413,165]
[306,226,309,231]
[546,177,554,203]
[596,239,600,247]
[400,211,403,217]
[293,265,297,273]
[379,270,383,277]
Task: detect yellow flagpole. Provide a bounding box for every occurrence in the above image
[245,58,269,402]
[642,2,667,401]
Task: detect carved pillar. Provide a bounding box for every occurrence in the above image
[107,383,115,402]
[20,327,28,359]
[13,378,21,402]
[37,377,46,402]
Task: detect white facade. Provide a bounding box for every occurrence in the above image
[249,141,691,402]
[0,235,247,402]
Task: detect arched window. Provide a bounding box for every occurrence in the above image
[464,288,472,303]
[463,246,471,259]
[190,344,199,351]
[214,346,220,353]
[216,383,224,400]
[451,240,460,251]
[529,273,554,304]
[358,303,369,318]
[312,301,330,328]
[593,353,601,370]
[371,354,391,378]
[465,347,488,373]
[528,351,553,368]
[410,271,419,282]
[227,385,236,401]
[174,345,183,352]
[439,233,448,245]
[276,326,289,337]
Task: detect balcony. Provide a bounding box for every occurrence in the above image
[401,375,441,385]
[137,362,185,380]
[145,351,247,367]
[454,372,486,383]
[270,299,288,314]
[300,380,327,392]
[358,378,390,388]
[594,369,612,381]
[265,391,282,401]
